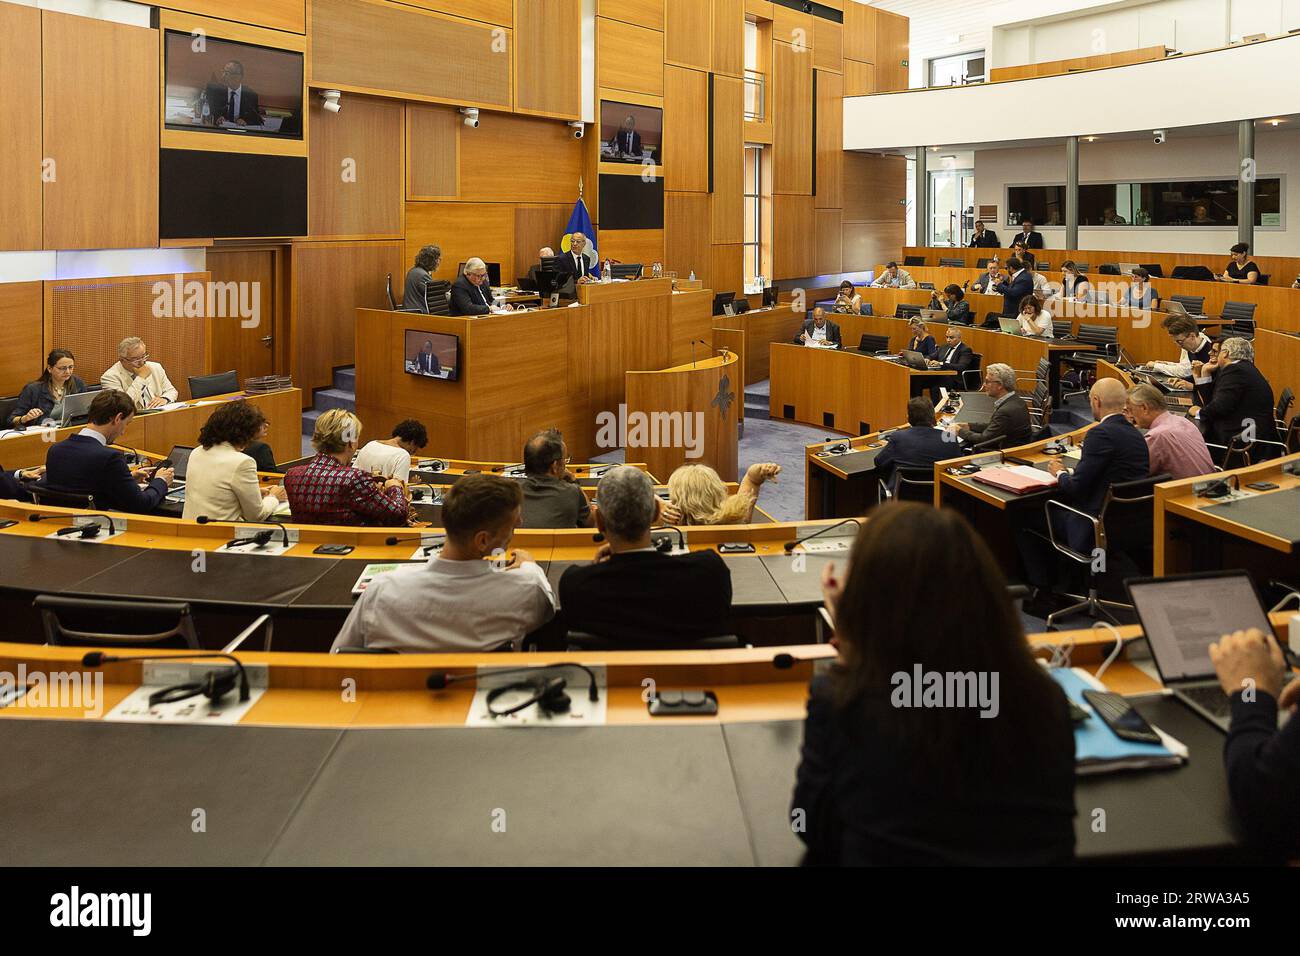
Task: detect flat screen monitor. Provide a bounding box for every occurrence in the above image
[599,101,662,164]
[163,31,304,139]
[404,330,460,382]
[457,261,502,286]
[712,292,735,317]
[763,284,779,308]
[610,263,642,279]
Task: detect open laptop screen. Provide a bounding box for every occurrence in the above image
[166,445,195,481]
[1127,572,1272,683]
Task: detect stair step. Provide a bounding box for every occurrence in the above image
[333,367,355,392]
[301,407,323,436]
[313,387,356,413]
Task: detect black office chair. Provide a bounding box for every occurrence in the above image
[425,279,452,316]
[1169,293,1205,315]
[1051,319,1074,339]
[1073,262,1089,273]
[1171,265,1216,282]
[1256,274,1270,287]
[334,646,400,654]
[1276,388,1295,436]
[939,257,965,268]
[960,352,983,390]
[189,370,239,399]
[30,487,96,510]
[1037,261,1051,272]
[36,595,201,649]
[564,631,742,651]
[857,333,891,355]
[904,256,926,267]
[979,311,1002,329]
[1285,414,1300,454]
[1098,263,1121,275]
[0,395,18,428]
[385,273,400,310]
[1060,325,1120,401]
[1043,473,1171,629]
[976,258,992,268]
[890,465,936,505]
[1139,263,1163,278]
[1220,301,1257,338]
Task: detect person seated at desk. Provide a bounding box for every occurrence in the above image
[870,262,917,290]
[993,257,1035,318]
[403,244,441,313]
[1193,337,1282,456]
[410,338,442,377]
[874,399,957,491]
[663,461,781,526]
[182,400,286,522]
[966,260,1001,295]
[1015,218,1045,249]
[1015,294,1053,336]
[1101,207,1127,226]
[1191,204,1216,225]
[795,503,1076,866]
[951,363,1031,449]
[519,428,592,529]
[612,115,643,157]
[1124,384,1214,480]
[903,317,936,357]
[969,219,1000,248]
[354,418,428,484]
[332,474,556,653]
[39,389,174,513]
[1219,243,1261,285]
[101,337,178,410]
[832,280,862,315]
[558,466,732,645]
[1058,261,1091,302]
[1022,257,1050,298]
[521,247,556,292]
[1121,267,1160,310]
[1143,315,1214,379]
[284,409,409,526]
[241,413,280,474]
[556,232,598,287]
[0,462,41,502]
[450,258,512,316]
[925,326,975,400]
[204,59,261,126]
[1009,240,1036,269]
[932,284,971,325]
[795,307,841,349]
[9,348,86,427]
[1209,628,1300,859]
[1178,338,1224,406]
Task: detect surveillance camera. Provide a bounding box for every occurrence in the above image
[567,120,584,139]
[460,107,479,129]
[320,89,342,114]
[1153,129,1166,145]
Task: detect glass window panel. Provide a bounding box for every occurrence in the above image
[1007,178,1282,227]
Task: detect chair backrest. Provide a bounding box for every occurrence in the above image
[564,630,740,651]
[1256,273,1269,287]
[1037,261,1051,272]
[892,465,935,504]
[939,257,964,268]
[1139,263,1163,278]
[858,333,891,354]
[425,279,452,316]
[1099,263,1121,275]
[1098,473,1171,555]
[36,594,200,649]
[1276,387,1294,423]
[859,302,873,316]
[1076,324,1118,346]
[1170,293,1205,314]
[1221,300,1256,321]
[1074,262,1089,272]
[904,256,926,267]
[385,273,399,310]
[1286,414,1300,454]
[1051,319,1073,339]
[30,487,96,510]
[976,258,991,268]
[189,369,239,399]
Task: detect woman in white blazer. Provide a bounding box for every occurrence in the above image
[182,401,286,522]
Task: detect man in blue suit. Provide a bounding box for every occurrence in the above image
[874,398,960,493]
[40,390,173,513]
[994,257,1036,317]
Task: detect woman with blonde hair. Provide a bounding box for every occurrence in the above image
[664,461,781,525]
[283,409,409,526]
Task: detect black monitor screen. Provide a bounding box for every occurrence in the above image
[457,261,502,286]
[404,330,460,382]
[164,31,304,139]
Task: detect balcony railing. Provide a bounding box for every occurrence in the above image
[743,70,765,122]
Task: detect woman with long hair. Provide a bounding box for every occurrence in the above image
[9,349,86,426]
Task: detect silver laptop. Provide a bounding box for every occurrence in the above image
[898,349,929,370]
[1126,571,1292,731]
[58,389,98,426]
[920,309,946,320]
[1118,262,1141,274]
[1164,300,1189,317]
[998,316,1022,334]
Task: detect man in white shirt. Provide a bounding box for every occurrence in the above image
[101,337,179,410]
[354,419,428,483]
[1144,315,1214,379]
[870,262,917,289]
[332,474,556,653]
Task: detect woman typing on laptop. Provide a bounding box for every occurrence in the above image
[8,349,86,427]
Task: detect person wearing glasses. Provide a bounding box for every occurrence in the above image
[519,429,593,529]
[203,60,261,127]
[9,348,86,427]
[451,257,513,316]
[101,337,178,410]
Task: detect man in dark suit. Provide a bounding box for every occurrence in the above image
[994,257,1035,317]
[414,339,441,376]
[205,60,261,126]
[969,220,1000,248]
[925,325,975,400]
[559,466,732,645]
[1016,219,1045,249]
[613,116,642,157]
[0,463,37,503]
[794,307,841,348]
[954,363,1032,449]
[40,390,173,513]
[450,257,508,316]
[555,232,597,288]
[1196,337,1281,456]
[875,399,960,492]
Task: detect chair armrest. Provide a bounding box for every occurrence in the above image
[1045,498,1099,563]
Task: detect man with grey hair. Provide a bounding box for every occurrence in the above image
[558,465,732,645]
[403,244,442,313]
[951,362,1031,448]
[520,428,592,528]
[1196,336,1281,454]
[101,337,178,409]
[450,256,510,316]
[557,232,597,290]
[1126,383,1214,479]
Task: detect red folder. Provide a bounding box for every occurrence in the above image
[970,465,1057,494]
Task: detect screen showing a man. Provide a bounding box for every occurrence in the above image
[164,32,304,139]
[404,330,459,381]
[599,101,662,164]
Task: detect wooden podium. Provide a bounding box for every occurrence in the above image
[625,351,740,482]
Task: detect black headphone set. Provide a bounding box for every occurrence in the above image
[486,676,572,717]
[55,523,106,539]
[423,459,449,473]
[148,666,248,708]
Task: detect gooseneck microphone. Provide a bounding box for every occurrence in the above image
[783,518,863,553]
[426,663,600,702]
[196,514,290,550]
[82,650,250,706]
[28,512,118,537]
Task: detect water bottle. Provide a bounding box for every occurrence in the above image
[603,259,612,283]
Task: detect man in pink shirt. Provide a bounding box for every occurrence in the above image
[1126,383,1215,479]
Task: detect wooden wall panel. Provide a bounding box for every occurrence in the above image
[0,4,42,252]
[843,59,875,96]
[710,75,744,244]
[0,283,43,399]
[842,0,876,64]
[599,0,664,30]
[815,208,843,276]
[405,202,515,282]
[664,66,709,193]
[42,12,158,251]
[514,205,573,274]
[155,1,306,33]
[309,94,404,239]
[814,17,842,73]
[399,0,514,27]
[711,244,744,299]
[664,0,710,70]
[598,18,665,95]
[815,70,842,209]
[459,112,585,203]
[515,0,581,118]
[711,0,745,78]
[311,0,511,108]
[406,104,460,199]
[773,194,815,279]
[47,274,209,400]
[843,152,906,221]
[772,5,813,50]
[665,191,712,288]
[292,241,404,401]
[772,40,813,196]
[599,229,666,270]
[874,9,909,92]
[843,220,906,272]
